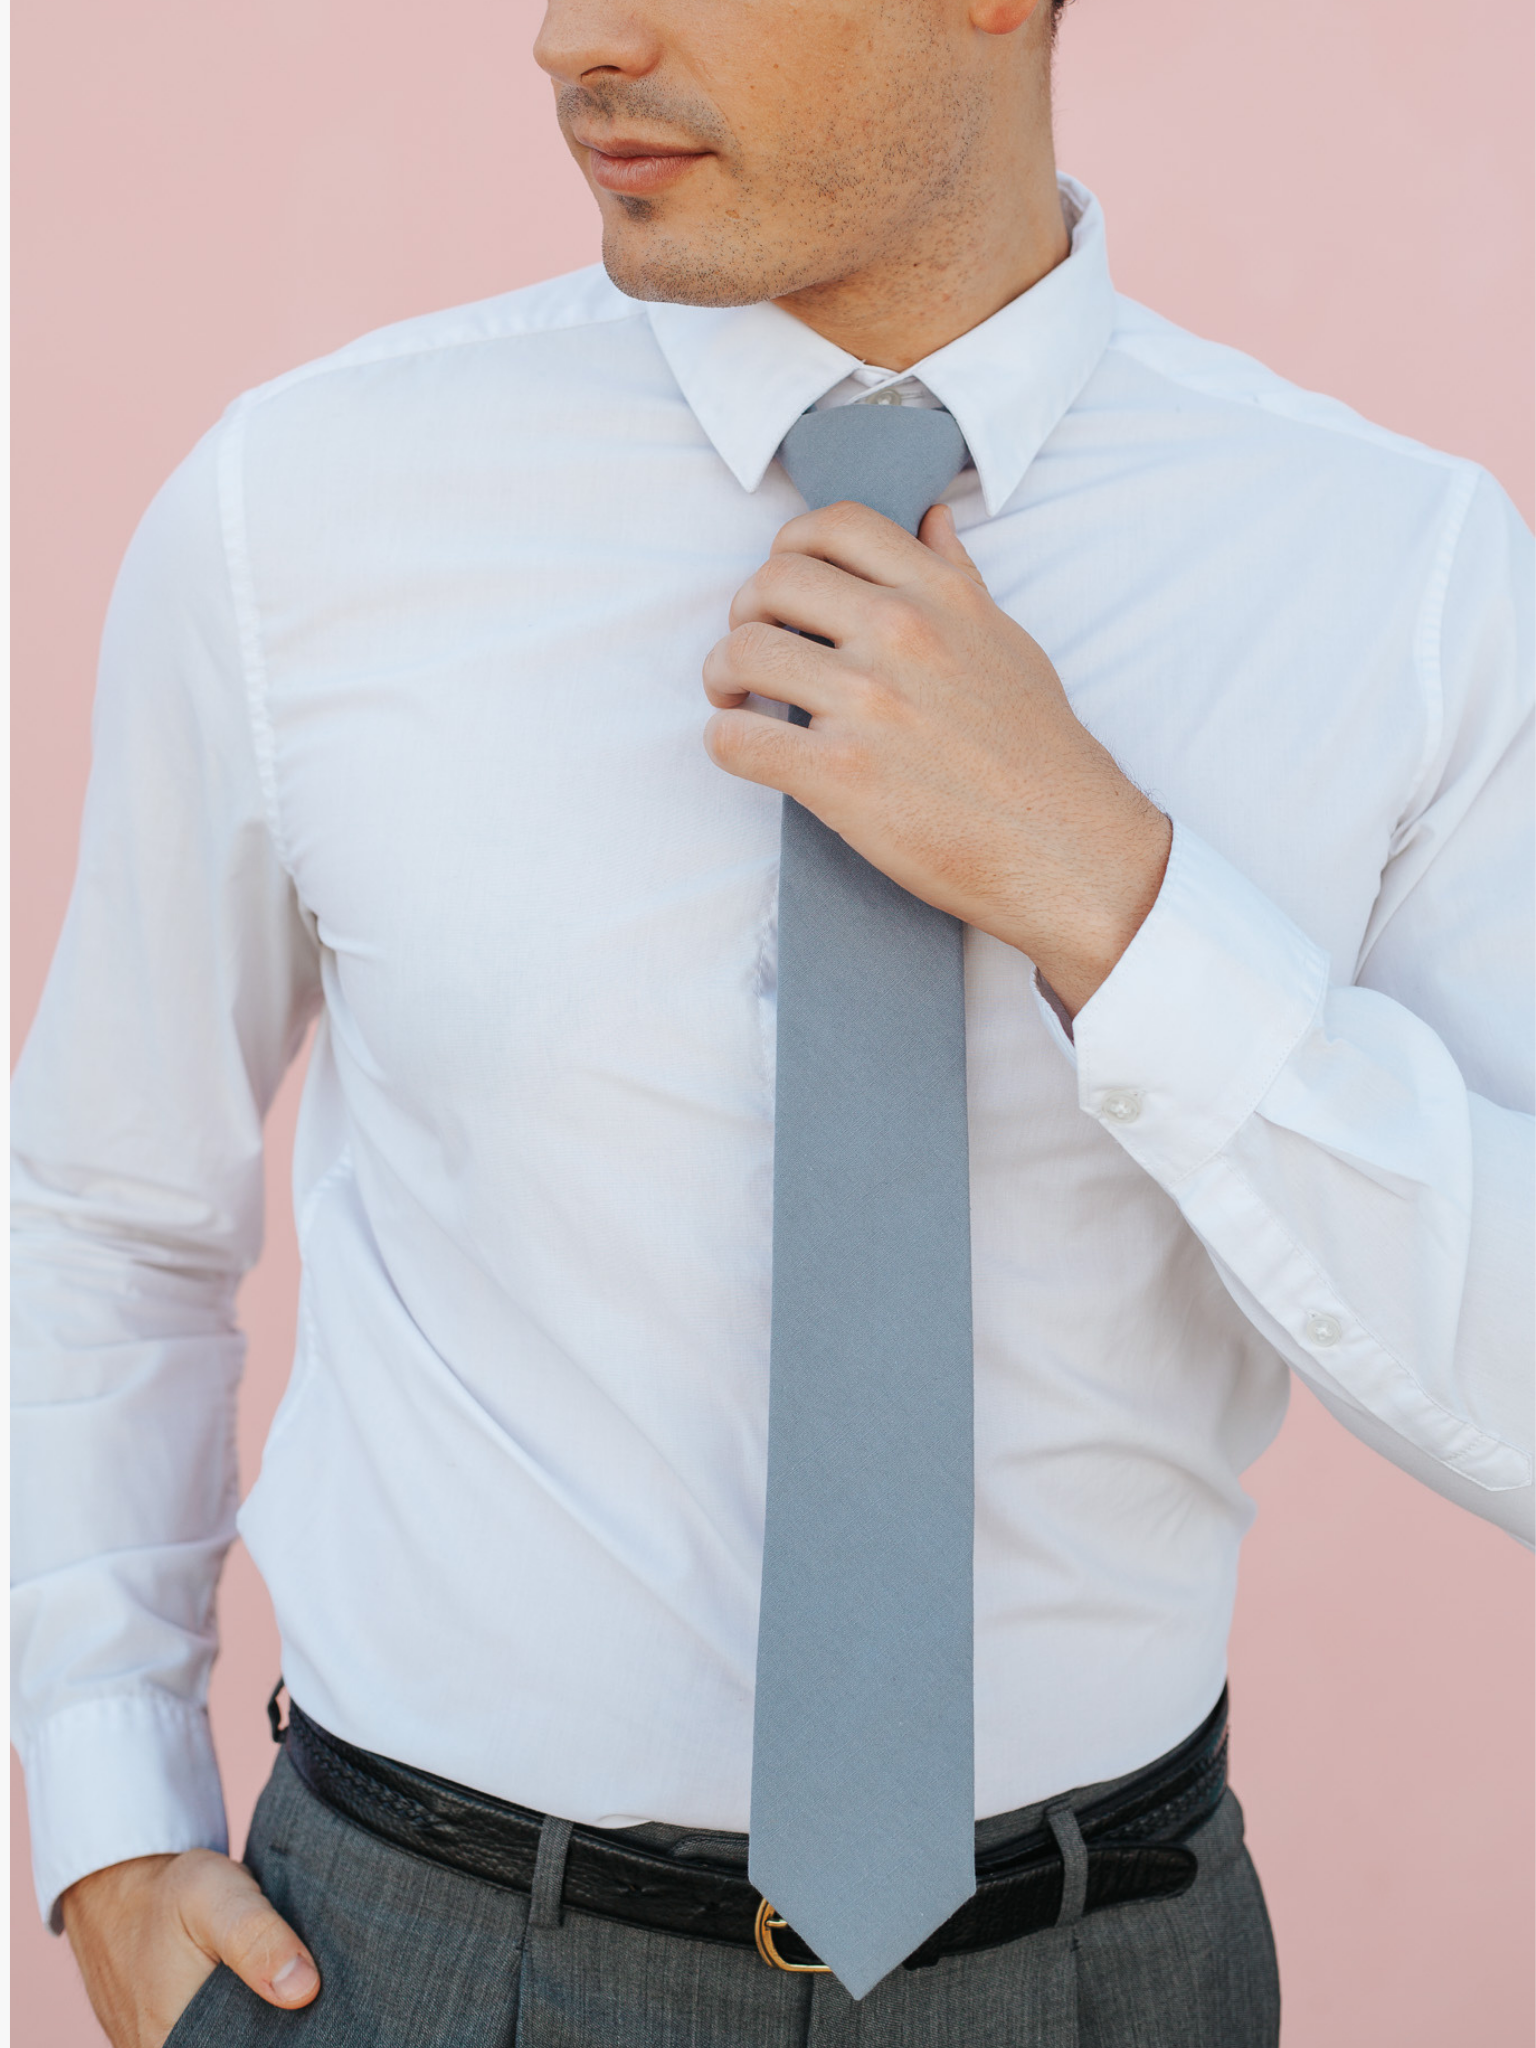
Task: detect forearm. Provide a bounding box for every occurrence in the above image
[11,1224,246,1920]
[10,416,321,1922]
[1054,824,1533,1533]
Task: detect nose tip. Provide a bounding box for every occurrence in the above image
[533,0,660,86]
[531,14,569,84]
[531,0,582,84]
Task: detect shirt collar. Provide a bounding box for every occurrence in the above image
[645,176,1117,518]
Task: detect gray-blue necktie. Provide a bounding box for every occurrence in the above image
[748,402,977,1998]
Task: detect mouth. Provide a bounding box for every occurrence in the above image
[575,133,712,196]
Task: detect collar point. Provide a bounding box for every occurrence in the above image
[972,462,1026,522]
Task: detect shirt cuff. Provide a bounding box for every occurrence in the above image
[1054,821,1330,1186]
[19,1694,229,1929]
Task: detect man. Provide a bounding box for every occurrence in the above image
[13,0,1532,2037]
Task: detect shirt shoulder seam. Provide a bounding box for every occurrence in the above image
[209,283,646,874]
[214,400,295,877]
[1103,308,1471,478]
[234,288,647,419]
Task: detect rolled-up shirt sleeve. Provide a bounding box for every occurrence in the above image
[1039,467,1535,1541]
[11,412,321,1925]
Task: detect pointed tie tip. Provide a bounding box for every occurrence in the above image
[748,1864,978,2000]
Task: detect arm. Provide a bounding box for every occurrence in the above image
[1063,469,1532,1534]
[702,470,1533,1539]
[12,414,325,2021]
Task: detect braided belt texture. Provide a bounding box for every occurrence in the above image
[280,1691,1226,1972]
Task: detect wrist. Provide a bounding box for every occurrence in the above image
[1008,804,1172,1016]
[62,1853,176,1928]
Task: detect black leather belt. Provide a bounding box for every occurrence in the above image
[277,1688,1225,1973]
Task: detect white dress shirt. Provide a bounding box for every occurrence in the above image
[13,178,1533,1925]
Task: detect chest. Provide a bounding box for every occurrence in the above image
[254,437,1422,1105]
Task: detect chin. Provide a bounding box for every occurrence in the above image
[600,217,789,310]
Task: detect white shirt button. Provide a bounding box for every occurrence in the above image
[1100,1088,1142,1124]
[1305,1311,1343,1348]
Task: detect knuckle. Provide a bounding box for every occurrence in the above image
[756,552,799,598]
[879,596,939,661]
[167,1849,222,1915]
[728,566,772,626]
[788,501,856,551]
[844,669,897,722]
[820,498,867,535]
[221,1895,286,1971]
[732,619,787,669]
[821,733,874,793]
[701,637,734,685]
[704,714,737,764]
[706,713,757,773]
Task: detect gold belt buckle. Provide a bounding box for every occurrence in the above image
[754,1898,831,1973]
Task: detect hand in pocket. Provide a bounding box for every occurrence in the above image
[62,1849,321,2047]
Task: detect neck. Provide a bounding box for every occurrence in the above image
[773,113,1068,372]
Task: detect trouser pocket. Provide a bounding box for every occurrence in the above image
[215,1748,530,2046]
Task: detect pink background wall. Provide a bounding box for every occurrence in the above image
[11,0,1533,2040]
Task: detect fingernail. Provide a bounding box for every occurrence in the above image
[272,1953,319,2001]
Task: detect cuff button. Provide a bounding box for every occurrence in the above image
[1305,1311,1343,1348]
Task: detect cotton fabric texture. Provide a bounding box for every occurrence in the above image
[12,177,1534,1923]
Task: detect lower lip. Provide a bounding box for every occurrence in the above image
[587,149,708,196]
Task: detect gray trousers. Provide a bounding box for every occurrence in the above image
[168,1749,1279,2047]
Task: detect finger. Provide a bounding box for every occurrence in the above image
[174,1852,320,2011]
[728,550,876,643]
[703,706,816,792]
[769,500,943,589]
[703,620,845,714]
[918,503,987,589]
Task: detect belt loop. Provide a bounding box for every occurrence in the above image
[529,1816,574,1932]
[1046,1801,1088,1929]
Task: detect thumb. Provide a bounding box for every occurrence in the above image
[175,1851,321,2010]
[918,502,986,588]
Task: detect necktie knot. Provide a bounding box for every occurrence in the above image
[779,404,968,536]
